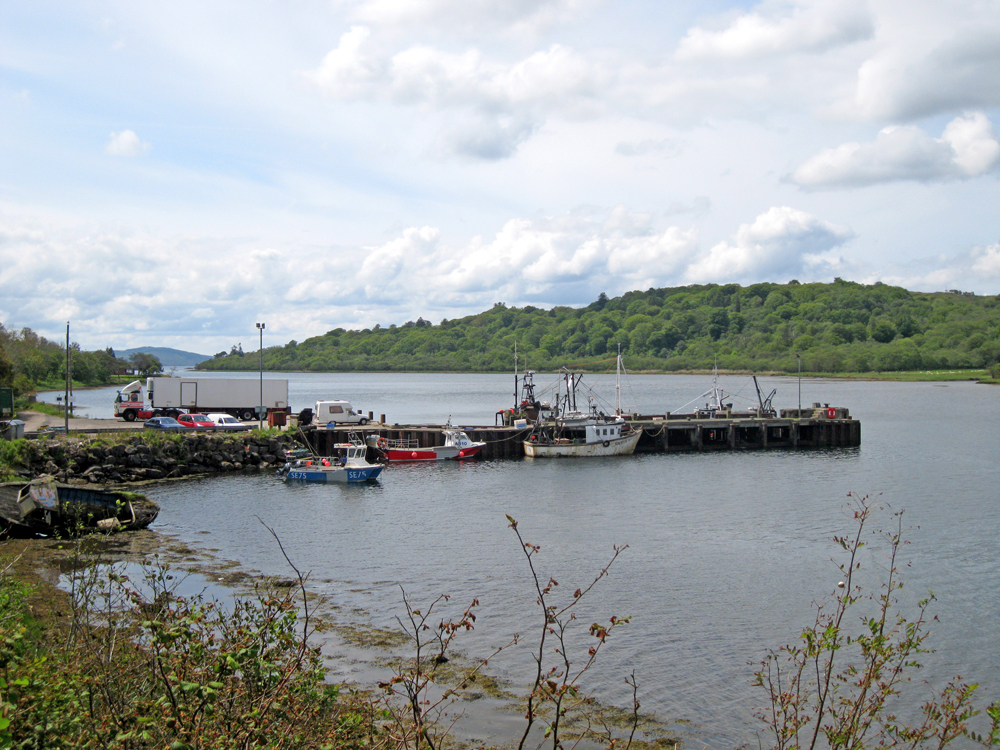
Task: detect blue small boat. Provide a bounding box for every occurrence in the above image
[278,435,383,484]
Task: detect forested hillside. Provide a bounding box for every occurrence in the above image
[0,325,161,395]
[197,280,1000,374]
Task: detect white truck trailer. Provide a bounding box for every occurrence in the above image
[114,377,289,421]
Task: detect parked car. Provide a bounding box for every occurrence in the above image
[206,413,251,432]
[144,416,184,432]
[177,413,215,430]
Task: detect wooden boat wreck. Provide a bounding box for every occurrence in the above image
[0,478,159,535]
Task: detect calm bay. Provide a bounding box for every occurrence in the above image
[43,371,1000,747]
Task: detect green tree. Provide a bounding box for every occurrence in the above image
[871,319,898,344]
[128,352,163,377]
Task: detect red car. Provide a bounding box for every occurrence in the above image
[176,413,215,430]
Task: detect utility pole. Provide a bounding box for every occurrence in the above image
[796,353,802,417]
[256,322,265,429]
[64,322,70,434]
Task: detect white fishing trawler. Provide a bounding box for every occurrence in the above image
[522,349,640,458]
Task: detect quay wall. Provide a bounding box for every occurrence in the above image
[303,414,861,460]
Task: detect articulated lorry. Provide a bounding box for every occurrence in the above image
[114,377,289,421]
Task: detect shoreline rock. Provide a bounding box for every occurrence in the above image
[13,432,301,485]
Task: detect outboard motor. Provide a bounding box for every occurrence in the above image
[297,408,313,426]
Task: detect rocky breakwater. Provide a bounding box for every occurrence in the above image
[19,433,300,485]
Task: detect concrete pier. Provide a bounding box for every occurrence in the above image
[301,405,860,460]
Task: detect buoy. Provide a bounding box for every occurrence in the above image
[826,407,837,419]
[411,452,418,458]
[376,437,388,449]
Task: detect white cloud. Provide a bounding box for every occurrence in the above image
[861,241,1000,293]
[348,210,699,308]
[971,242,1000,277]
[789,112,1000,189]
[854,16,1000,121]
[302,26,378,100]
[307,30,601,109]
[676,0,873,61]
[686,206,853,282]
[104,129,150,157]
[303,27,605,157]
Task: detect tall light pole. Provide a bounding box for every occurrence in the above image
[796,353,802,417]
[64,321,70,434]
[256,322,265,430]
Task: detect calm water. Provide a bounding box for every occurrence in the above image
[46,373,1000,746]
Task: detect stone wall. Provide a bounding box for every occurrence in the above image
[17,433,301,484]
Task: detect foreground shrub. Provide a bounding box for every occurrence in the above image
[0,535,378,749]
[754,494,1000,750]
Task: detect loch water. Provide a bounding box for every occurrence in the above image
[47,372,1000,747]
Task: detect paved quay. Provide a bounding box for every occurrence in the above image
[18,411,143,435]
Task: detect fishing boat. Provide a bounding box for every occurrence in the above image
[278,434,383,483]
[370,426,485,462]
[523,413,640,457]
[497,344,554,427]
[523,349,641,458]
[0,479,159,535]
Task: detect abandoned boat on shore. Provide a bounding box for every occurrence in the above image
[0,479,159,535]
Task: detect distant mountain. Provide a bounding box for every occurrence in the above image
[117,347,212,367]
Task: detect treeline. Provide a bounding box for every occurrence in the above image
[0,324,162,395]
[197,280,1000,374]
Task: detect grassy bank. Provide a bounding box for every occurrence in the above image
[0,535,377,749]
[794,368,992,382]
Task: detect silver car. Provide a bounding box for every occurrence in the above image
[205,413,251,432]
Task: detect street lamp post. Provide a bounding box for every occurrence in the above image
[65,322,70,434]
[256,322,265,430]
[796,353,802,417]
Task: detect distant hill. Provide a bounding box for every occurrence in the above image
[117,347,212,367]
[194,280,1000,375]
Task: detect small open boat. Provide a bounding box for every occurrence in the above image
[278,434,383,483]
[0,479,159,535]
[371,427,485,462]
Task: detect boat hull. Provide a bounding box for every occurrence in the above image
[282,464,383,483]
[383,444,483,462]
[0,481,159,534]
[523,430,640,458]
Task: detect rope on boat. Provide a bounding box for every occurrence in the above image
[474,427,534,445]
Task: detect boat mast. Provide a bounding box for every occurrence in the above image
[708,360,719,411]
[513,342,519,409]
[616,343,622,416]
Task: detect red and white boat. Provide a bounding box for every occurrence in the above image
[372,428,486,462]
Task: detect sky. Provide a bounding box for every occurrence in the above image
[2,0,999,355]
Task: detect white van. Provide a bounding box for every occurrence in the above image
[314,400,370,425]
